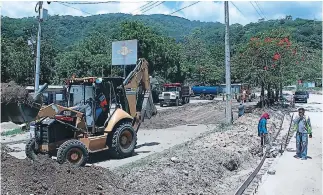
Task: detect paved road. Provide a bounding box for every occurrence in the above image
[257,94,322,195]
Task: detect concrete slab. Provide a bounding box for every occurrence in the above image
[257,95,323,195]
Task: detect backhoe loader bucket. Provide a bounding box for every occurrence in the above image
[141,91,157,120]
[1,83,48,124]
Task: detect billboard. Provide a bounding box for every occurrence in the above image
[112,39,138,65]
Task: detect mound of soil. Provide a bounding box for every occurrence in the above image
[1,81,31,104]
[1,147,128,195]
[142,101,226,129]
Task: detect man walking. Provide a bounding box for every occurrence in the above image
[293,108,312,160]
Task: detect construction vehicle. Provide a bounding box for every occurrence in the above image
[4,58,157,166]
[158,83,190,107]
[237,83,254,103]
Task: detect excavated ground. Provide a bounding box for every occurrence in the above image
[1,100,287,195]
[114,108,286,195]
[141,101,227,129]
[1,147,128,195]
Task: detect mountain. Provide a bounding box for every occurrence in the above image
[1,13,322,86]
[2,13,321,51]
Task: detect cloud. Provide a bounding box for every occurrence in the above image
[1,1,322,25]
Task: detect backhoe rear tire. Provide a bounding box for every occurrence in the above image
[57,140,89,167]
[25,138,38,160]
[110,123,137,159]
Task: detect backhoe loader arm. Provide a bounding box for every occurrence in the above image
[123,58,157,131]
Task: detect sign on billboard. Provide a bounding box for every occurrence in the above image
[112,39,138,65]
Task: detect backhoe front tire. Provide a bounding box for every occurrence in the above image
[57,140,89,167]
[110,123,137,159]
[25,138,38,160]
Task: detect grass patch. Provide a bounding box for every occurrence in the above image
[1,128,23,136]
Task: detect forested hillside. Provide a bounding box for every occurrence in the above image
[1,13,322,88]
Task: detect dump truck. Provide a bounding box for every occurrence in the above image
[158,83,190,107]
[2,58,157,166]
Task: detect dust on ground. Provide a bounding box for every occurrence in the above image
[1,146,128,195]
[114,108,285,195]
[141,101,226,129]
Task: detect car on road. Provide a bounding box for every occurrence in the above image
[294,91,308,103]
[282,93,293,102]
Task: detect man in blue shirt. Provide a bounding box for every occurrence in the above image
[238,103,245,117]
[258,112,271,150]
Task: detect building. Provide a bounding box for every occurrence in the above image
[219,83,242,94]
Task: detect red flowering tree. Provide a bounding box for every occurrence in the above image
[232,28,302,103]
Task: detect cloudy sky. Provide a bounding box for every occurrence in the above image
[1,1,322,25]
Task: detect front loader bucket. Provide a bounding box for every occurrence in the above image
[1,83,48,124]
[1,102,41,124]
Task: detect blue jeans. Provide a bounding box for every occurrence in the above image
[296,132,308,159]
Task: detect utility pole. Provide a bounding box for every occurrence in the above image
[224,1,232,124]
[34,1,43,91]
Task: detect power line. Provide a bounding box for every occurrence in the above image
[59,1,146,4]
[131,1,155,14]
[249,1,263,19]
[230,2,246,18]
[140,1,162,13]
[169,1,200,15]
[254,1,267,20]
[142,1,166,14]
[56,2,93,15]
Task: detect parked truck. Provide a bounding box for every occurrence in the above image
[191,86,221,100]
[159,83,190,107]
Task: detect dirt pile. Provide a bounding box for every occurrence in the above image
[115,108,284,195]
[142,101,226,129]
[1,81,31,104]
[1,147,128,195]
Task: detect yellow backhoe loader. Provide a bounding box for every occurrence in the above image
[3,58,157,166]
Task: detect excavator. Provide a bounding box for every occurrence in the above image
[2,58,157,166]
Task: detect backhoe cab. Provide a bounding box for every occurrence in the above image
[26,58,157,166]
